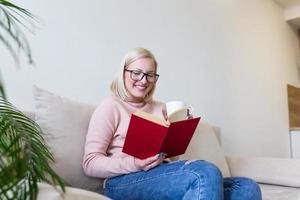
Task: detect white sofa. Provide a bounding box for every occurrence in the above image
[28,86,300,199]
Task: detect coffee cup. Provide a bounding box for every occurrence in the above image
[166,101,193,117]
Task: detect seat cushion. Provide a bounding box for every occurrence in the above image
[180,122,231,177]
[33,86,103,192]
[260,184,300,200]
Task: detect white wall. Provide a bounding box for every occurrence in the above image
[2,0,300,157]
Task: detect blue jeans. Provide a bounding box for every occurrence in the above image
[103,160,262,200]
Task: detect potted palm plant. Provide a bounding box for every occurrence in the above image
[0,1,65,199]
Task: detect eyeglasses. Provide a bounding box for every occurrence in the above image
[124,69,159,83]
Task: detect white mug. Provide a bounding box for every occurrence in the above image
[166,101,193,117]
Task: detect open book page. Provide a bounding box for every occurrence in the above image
[168,107,188,123]
[134,110,169,126]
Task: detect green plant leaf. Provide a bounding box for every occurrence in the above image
[0,0,36,98]
[0,98,65,200]
[0,3,34,66]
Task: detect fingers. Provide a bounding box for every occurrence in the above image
[134,153,166,171]
[134,154,158,170]
[187,114,193,119]
[143,154,160,166]
[162,109,168,121]
[143,157,164,171]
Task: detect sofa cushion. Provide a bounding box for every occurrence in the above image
[33,86,103,193]
[227,156,300,188]
[37,183,111,200]
[180,123,231,177]
[259,184,300,200]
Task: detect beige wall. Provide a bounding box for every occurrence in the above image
[2,0,300,157]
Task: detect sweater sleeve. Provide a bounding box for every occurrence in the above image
[82,99,139,178]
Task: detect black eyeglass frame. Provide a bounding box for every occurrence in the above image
[124,69,160,83]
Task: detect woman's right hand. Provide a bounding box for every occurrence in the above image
[134,153,166,171]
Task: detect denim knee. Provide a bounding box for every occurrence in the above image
[184,160,222,174]
[224,177,262,200]
[183,160,223,183]
[182,160,223,199]
[243,177,261,193]
[238,177,262,200]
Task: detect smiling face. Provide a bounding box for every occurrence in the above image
[124,57,156,103]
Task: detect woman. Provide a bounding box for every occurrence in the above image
[83,47,262,199]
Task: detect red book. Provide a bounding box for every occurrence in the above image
[122,109,200,159]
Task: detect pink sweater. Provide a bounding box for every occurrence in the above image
[83,95,166,178]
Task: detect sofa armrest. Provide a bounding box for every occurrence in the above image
[226,156,300,188]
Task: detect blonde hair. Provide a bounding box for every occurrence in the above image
[110,47,158,103]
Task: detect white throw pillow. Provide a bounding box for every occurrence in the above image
[33,86,103,193]
[180,122,231,177]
